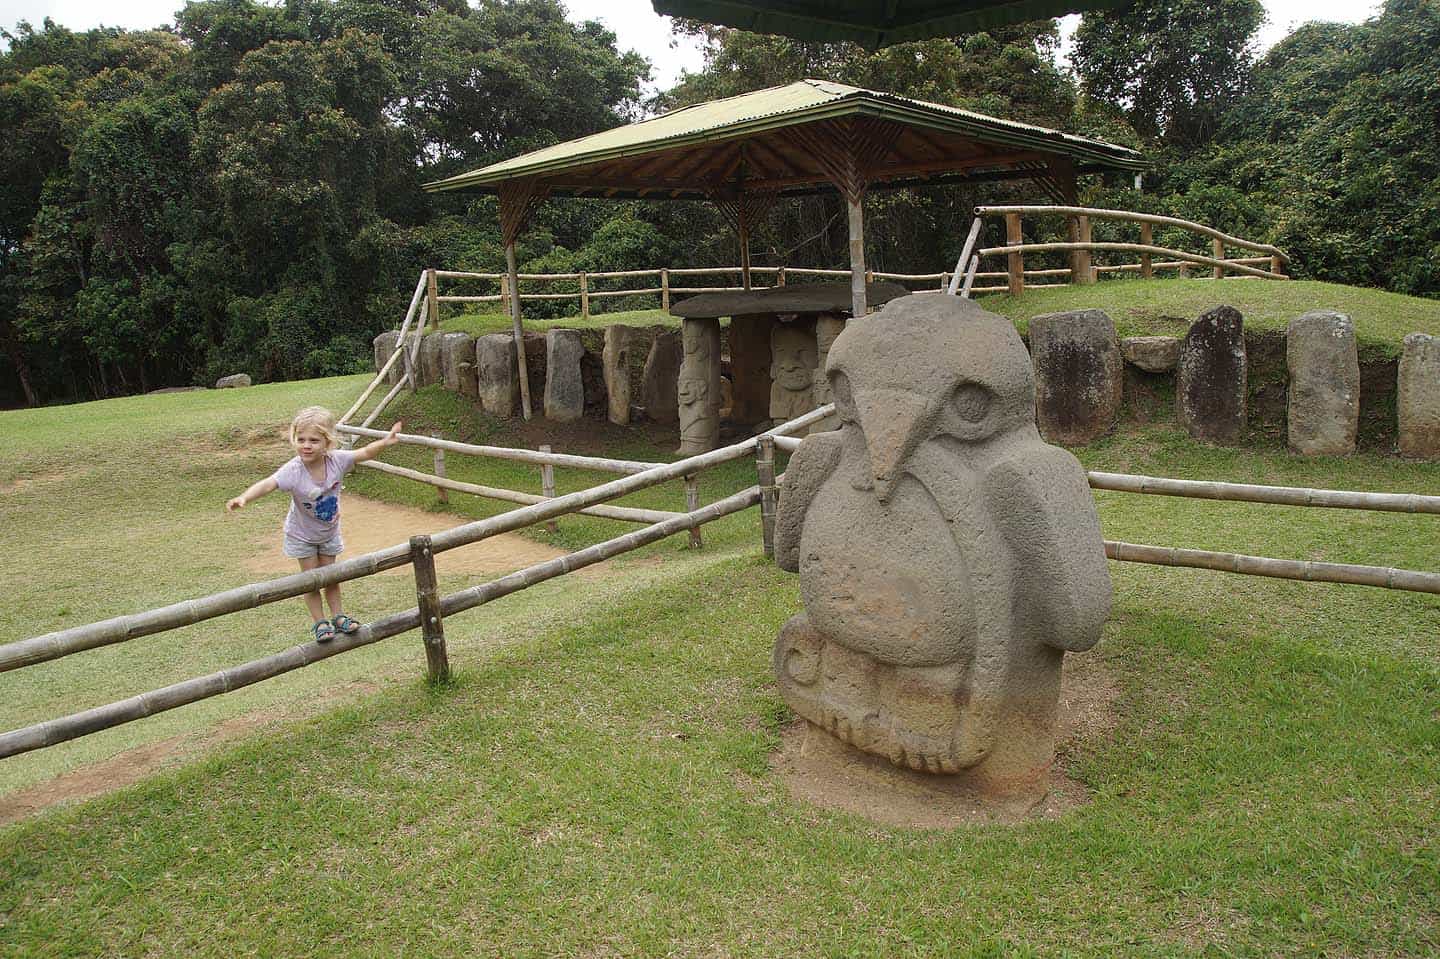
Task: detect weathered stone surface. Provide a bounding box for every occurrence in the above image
[773,294,1110,798]
[1287,311,1358,456]
[1177,306,1247,444]
[809,314,847,431]
[678,317,722,453]
[475,334,519,418]
[728,314,773,426]
[770,320,818,426]
[215,373,251,389]
[440,332,477,397]
[1399,332,1440,458]
[544,329,585,422]
[1029,310,1123,446]
[602,326,637,424]
[641,330,682,424]
[373,331,401,384]
[417,332,444,388]
[1121,335,1181,373]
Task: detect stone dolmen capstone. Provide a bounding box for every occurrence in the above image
[544,329,585,422]
[440,332,477,398]
[1121,335,1181,373]
[769,320,818,426]
[373,330,401,384]
[1399,332,1440,458]
[1287,311,1358,456]
[678,318,722,453]
[475,334,518,417]
[1028,309,1123,446]
[1177,305,1247,444]
[602,325,637,425]
[417,332,444,388]
[641,330,682,424]
[773,294,1111,798]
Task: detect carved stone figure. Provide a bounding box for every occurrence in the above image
[774,295,1111,797]
[677,318,721,453]
[769,320,818,426]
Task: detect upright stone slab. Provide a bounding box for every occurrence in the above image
[678,317,722,453]
[810,314,847,430]
[602,325,636,425]
[417,332,445,388]
[769,320,818,426]
[1399,333,1440,458]
[1287,311,1358,456]
[1121,336,1181,373]
[373,331,400,384]
[475,334,519,418]
[440,332,477,397]
[728,314,773,426]
[544,329,585,423]
[641,330,682,424]
[1177,306,1247,444]
[772,294,1110,798]
[1029,309,1123,446]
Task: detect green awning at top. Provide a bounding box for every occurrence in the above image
[650,0,1121,49]
[424,78,1143,199]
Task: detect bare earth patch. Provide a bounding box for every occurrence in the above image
[242,494,569,577]
[772,652,1120,829]
[0,468,76,495]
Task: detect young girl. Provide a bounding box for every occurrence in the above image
[227,406,403,642]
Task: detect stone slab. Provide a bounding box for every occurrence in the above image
[1177,306,1247,445]
[641,331,682,424]
[1029,310,1123,446]
[544,329,585,422]
[1287,311,1358,456]
[1399,332,1440,458]
[475,334,519,418]
[1121,335,1181,373]
[440,332,477,397]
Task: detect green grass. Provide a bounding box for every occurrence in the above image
[2,379,1440,956]
[981,277,1440,354]
[439,307,674,339]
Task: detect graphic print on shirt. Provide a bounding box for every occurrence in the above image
[314,492,339,522]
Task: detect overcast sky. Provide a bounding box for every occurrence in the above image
[5,0,1382,91]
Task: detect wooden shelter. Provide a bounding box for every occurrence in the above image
[424,78,1144,420]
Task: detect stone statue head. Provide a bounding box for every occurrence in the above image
[772,323,818,393]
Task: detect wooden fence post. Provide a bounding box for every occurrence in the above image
[539,444,558,534]
[500,273,511,315]
[1271,254,1285,277]
[1212,238,1226,279]
[1005,212,1024,296]
[426,268,440,332]
[756,436,777,559]
[1078,215,1095,283]
[685,475,702,548]
[661,269,670,311]
[433,431,448,505]
[776,266,786,286]
[1139,222,1154,279]
[410,534,450,684]
[580,272,590,320]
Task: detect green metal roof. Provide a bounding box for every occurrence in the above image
[651,0,1121,49]
[424,79,1144,195]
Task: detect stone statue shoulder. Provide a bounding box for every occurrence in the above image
[774,429,842,573]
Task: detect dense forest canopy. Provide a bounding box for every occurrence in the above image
[1,0,1435,407]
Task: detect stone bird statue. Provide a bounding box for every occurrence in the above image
[774,294,1111,796]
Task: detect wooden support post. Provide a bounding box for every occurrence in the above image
[661,269,670,311]
[1178,261,1191,279]
[506,242,533,420]
[500,273,511,315]
[848,194,868,319]
[1077,215,1095,284]
[685,475,702,548]
[1140,223,1154,279]
[426,268,440,332]
[960,255,979,298]
[580,272,590,320]
[739,204,752,291]
[1213,238,1226,278]
[410,534,450,684]
[1005,212,1024,296]
[947,217,983,295]
[756,436,777,559]
[432,432,448,505]
[539,444,558,534]
[1271,254,1285,276]
[776,266,786,286]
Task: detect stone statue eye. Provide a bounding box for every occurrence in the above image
[830,371,855,421]
[951,382,991,423]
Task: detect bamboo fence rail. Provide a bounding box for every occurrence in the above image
[1104,541,1440,594]
[340,425,662,474]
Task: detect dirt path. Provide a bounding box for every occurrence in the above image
[2,495,579,825]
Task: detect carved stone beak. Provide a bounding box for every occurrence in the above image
[855,389,929,503]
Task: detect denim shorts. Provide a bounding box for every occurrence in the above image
[283,531,345,559]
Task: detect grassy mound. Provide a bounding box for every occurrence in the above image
[2,380,1439,955]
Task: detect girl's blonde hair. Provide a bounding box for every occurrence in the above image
[289,406,338,451]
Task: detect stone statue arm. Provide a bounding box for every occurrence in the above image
[774,431,842,573]
[985,446,1112,652]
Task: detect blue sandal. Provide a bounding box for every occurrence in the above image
[332,614,361,635]
[313,619,336,643]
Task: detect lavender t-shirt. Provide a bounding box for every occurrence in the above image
[272,450,357,542]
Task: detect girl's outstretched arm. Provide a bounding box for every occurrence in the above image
[227,476,278,512]
[353,421,404,464]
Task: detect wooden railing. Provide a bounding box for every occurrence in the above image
[947,205,1291,297]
